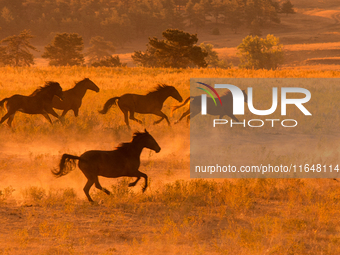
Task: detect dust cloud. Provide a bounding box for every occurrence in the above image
[0,122,191,201]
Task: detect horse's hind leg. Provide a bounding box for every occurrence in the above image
[46,107,60,119]
[0,111,13,125]
[84,179,95,202]
[7,114,15,127]
[175,109,190,124]
[227,115,239,122]
[61,109,69,117]
[94,177,111,196]
[1,112,16,127]
[57,109,70,124]
[42,113,53,124]
[129,112,142,124]
[120,108,130,128]
[128,177,141,187]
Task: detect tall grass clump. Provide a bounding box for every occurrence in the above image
[160,179,219,206]
[0,186,15,203]
[21,186,46,204]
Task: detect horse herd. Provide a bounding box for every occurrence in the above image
[0,78,185,128]
[0,78,185,202]
[0,78,243,202]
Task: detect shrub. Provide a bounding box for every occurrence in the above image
[237,34,284,70]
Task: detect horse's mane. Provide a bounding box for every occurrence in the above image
[29,81,59,96]
[74,78,90,86]
[72,78,84,89]
[146,84,173,95]
[115,131,146,152]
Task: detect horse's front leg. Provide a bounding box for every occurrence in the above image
[129,172,148,192]
[120,108,131,129]
[7,114,15,127]
[45,107,64,124]
[153,110,170,126]
[136,171,148,192]
[72,108,79,117]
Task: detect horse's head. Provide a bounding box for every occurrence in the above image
[81,78,100,92]
[168,86,183,103]
[41,81,63,100]
[53,82,64,100]
[139,129,161,153]
[242,89,248,103]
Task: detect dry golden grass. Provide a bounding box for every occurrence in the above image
[0,66,339,254]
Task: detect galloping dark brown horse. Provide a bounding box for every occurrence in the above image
[99,84,183,128]
[52,129,161,202]
[0,82,63,127]
[52,78,99,117]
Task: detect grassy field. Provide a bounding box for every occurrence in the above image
[0,67,340,254]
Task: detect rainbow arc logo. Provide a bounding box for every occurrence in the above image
[196,82,222,106]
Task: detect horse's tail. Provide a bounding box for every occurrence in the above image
[98,97,120,114]
[171,96,190,116]
[52,154,81,178]
[0,98,9,109]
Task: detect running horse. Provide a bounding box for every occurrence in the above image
[172,90,248,123]
[52,129,161,202]
[99,84,183,128]
[52,78,99,117]
[0,81,63,127]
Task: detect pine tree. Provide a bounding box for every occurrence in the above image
[0,30,37,66]
[132,29,207,68]
[42,33,84,66]
[86,36,115,64]
[281,0,295,16]
[199,43,230,68]
[91,56,127,67]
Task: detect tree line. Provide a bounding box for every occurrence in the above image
[0,30,126,67]
[0,29,284,70]
[0,0,295,46]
